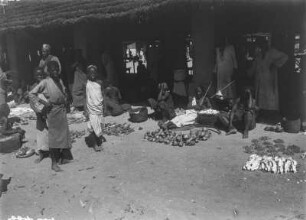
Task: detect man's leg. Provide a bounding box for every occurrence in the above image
[49,148,62,172]
[242,111,255,139]
[87,114,102,152]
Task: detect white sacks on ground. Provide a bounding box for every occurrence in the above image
[243,154,297,174]
[198,109,219,115]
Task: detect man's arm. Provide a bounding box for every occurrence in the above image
[52,56,62,74]
[228,98,239,129]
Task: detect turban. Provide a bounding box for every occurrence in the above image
[87,65,98,72]
[42,44,51,51]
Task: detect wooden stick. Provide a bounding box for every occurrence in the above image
[199,81,212,106]
[210,80,235,98]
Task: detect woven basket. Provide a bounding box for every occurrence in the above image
[282,118,301,133]
[196,113,219,127]
[129,107,148,123]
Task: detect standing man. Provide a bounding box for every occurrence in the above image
[39,44,62,76]
[248,39,288,113]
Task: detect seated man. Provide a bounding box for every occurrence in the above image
[148,82,176,121]
[0,68,12,134]
[103,82,131,116]
[188,86,212,111]
[218,87,257,139]
[15,80,29,105]
[0,103,10,134]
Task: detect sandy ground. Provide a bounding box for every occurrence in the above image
[0,108,306,220]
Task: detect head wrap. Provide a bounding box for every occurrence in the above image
[158,82,168,90]
[42,44,51,51]
[86,65,98,73]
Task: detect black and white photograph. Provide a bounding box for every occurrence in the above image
[0,0,305,219]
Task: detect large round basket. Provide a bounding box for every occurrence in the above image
[196,113,219,127]
[129,107,148,123]
[282,118,301,133]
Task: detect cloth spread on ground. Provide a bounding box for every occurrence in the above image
[9,106,34,117]
[170,109,198,128]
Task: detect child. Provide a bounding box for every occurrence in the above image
[30,67,49,163]
[85,65,106,152]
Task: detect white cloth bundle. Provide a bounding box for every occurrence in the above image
[243,154,297,174]
[171,110,198,128]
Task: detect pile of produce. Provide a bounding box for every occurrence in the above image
[243,154,297,174]
[70,130,86,143]
[144,128,211,147]
[243,136,304,157]
[102,123,134,136]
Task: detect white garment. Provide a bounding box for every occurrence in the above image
[171,109,198,128]
[87,114,103,137]
[36,128,49,152]
[86,80,103,115]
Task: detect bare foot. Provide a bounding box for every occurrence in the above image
[101,135,107,143]
[51,163,63,172]
[226,128,237,135]
[94,145,103,152]
[243,131,249,139]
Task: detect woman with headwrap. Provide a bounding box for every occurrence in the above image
[29,61,73,172]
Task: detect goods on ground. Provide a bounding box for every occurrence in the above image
[144,128,212,147]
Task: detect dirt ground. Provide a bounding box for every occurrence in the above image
[0,107,305,220]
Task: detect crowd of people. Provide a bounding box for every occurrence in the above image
[0,36,289,172]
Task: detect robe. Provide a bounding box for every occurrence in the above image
[216,45,238,99]
[29,77,71,149]
[249,48,288,111]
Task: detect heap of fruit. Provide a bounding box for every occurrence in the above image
[144,128,211,147]
[243,154,297,174]
[243,136,304,157]
[102,123,135,136]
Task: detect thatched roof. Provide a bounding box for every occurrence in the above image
[0,0,303,33]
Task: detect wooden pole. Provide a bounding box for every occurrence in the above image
[301,2,306,129]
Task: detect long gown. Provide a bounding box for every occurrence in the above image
[216,45,238,99]
[29,77,71,149]
[250,48,288,111]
